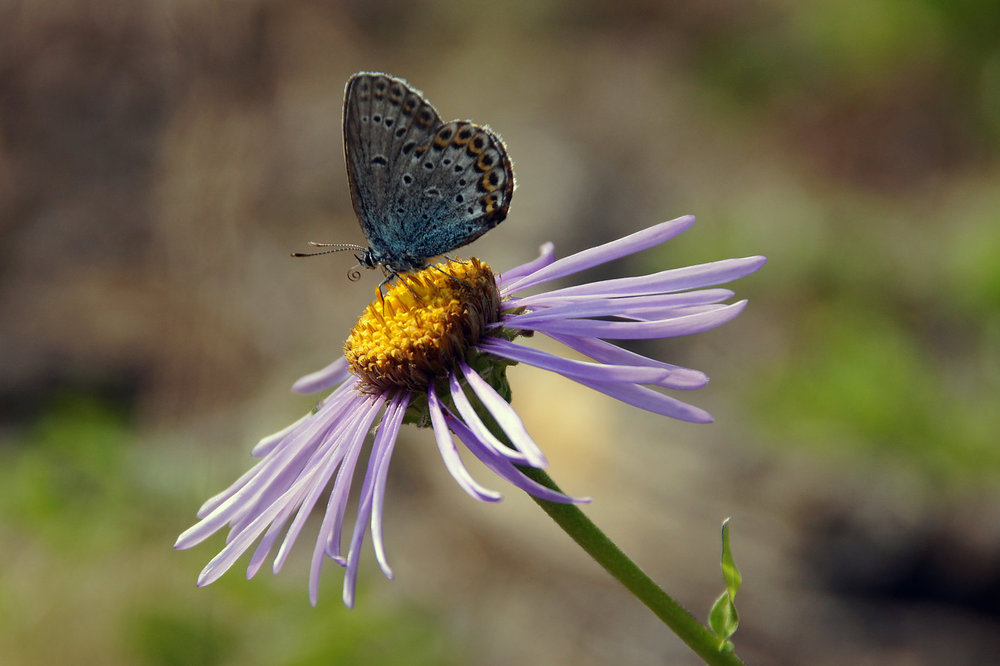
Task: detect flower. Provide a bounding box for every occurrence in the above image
[175,215,766,607]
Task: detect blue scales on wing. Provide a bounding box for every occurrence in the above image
[342,72,515,274]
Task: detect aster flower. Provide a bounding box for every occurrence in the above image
[175,214,766,608]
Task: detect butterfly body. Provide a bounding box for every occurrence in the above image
[340,72,514,276]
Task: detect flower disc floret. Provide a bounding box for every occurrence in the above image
[345,258,500,393]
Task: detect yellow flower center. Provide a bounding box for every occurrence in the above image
[345,258,501,393]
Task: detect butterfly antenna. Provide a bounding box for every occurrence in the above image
[291,242,366,258]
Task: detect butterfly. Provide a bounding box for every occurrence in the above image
[295,72,515,284]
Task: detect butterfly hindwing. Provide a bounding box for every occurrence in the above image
[396,120,514,262]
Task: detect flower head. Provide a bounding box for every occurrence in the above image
[175,215,766,607]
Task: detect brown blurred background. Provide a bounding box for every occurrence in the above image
[2,1,999,664]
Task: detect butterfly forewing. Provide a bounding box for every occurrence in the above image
[343,72,514,272]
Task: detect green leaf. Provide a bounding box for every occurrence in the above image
[720,518,742,598]
[708,518,742,652]
[708,592,737,653]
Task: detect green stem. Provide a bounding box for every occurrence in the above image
[517,465,747,666]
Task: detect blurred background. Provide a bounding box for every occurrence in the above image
[2,0,999,664]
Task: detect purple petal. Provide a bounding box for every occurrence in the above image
[188,464,259,525]
[458,359,549,468]
[227,414,345,544]
[195,484,304,587]
[310,398,384,567]
[446,371,535,465]
[308,397,383,606]
[512,255,767,301]
[543,332,709,389]
[292,357,351,395]
[192,393,377,586]
[507,288,734,313]
[244,410,362,579]
[445,412,588,504]
[178,389,362,546]
[342,394,403,607]
[478,338,672,385]
[507,300,747,340]
[371,393,409,578]
[243,403,373,577]
[251,412,312,458]
[214,388,365,537]
[251,379,357,458]
[498,242,556,289]
[502,290,736,327]
[574,376,713,423]
[322,395,397,563]
[428,383,504,502]
[501,216,695,294]
[246,506,298,579]
[274,397,383,575]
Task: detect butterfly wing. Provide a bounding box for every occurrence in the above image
[343,73,441,268]
[399,120,514,264]
[343,72,514,271]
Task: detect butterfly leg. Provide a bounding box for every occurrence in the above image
[431,262,474,290]
[393,272,425,303]
[375,276,390,313]
[375,270,424,313]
